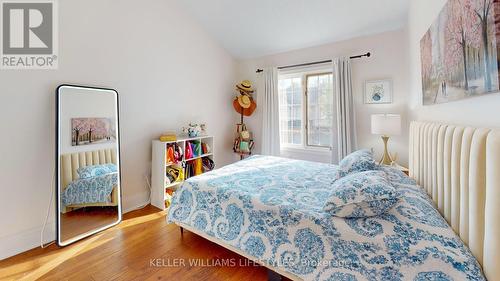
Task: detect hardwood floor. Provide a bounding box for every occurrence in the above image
[60,206,118,242]
[0,205,270,281]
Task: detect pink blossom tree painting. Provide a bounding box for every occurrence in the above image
[421,0,500,105]
[71,118,116,146]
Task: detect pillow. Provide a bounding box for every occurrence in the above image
[337,149,376,178]
[77,164,117,179]
[103,163,118,173]
[323,170,399,218]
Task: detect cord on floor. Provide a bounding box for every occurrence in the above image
[41,168,153,248]
[41,171,55,248]
[126,172,152,212]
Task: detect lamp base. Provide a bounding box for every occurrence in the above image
[379,135,394,165]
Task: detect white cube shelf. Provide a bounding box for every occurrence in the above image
[151,136,214,210]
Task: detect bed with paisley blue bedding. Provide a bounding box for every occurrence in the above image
[62,172,118,207]
[167,155,484,281]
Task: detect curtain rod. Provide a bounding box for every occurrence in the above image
[255,52,371,73]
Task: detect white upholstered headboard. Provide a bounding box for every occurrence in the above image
[409,121,499,281]
[60,148,117,191]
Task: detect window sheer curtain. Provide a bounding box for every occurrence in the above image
[331,57,357,164]
[261,67,281,156]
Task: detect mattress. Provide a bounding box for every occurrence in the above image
[167,155,484,280]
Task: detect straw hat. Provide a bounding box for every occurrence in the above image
[237,94,251,108]
[233,97,256,116]
[236,80,254,93]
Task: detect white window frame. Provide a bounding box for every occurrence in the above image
[278,66,333,152]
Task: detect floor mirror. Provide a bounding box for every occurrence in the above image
[56,85,122,246]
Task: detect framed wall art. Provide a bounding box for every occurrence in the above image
[420,0,500,105]
[364,79,393,104]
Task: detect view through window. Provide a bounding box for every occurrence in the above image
[278,70,334,149]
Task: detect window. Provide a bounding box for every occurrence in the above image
[278,70,334,149]
[306,73,333,147]
[278,77,303,145]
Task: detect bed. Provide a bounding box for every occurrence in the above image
[60,148,119,213]
[167,121,499,281]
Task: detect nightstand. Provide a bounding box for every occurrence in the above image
[384,163,409,176]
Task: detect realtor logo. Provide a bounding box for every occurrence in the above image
[1,0,58,69]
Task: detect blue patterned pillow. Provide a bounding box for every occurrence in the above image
[103,163,118,173]
[338,149,376,178]
[324,170,399,218]
[77,164,117,179]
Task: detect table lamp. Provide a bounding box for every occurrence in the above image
[371,114,401,165]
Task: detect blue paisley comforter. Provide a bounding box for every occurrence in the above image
[62,172,118,207]
[167,155,484,281]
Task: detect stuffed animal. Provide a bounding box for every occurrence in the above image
[182,123,207,137]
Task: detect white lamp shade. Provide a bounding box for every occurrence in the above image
[371,114,401,136]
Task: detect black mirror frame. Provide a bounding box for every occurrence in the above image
[55,84,122,246]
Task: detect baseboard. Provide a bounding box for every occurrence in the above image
[0,192,151,261]
[0,221,55,260]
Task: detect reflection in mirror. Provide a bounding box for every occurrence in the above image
[56,85,121,246]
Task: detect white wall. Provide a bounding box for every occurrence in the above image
[0,0,236,259]
[237,30,410,165]
[408,0,500,128]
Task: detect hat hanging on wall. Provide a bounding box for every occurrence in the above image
[233,97,256,116]
[237,95,251,108]
[233,80,256,116]
[236,80,254,93]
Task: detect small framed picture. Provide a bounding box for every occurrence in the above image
[364,79,393,104]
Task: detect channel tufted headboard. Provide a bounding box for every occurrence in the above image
[409,121,500,281]
[60,148,117,191]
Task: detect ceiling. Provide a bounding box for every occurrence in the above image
[177,0,410,59]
